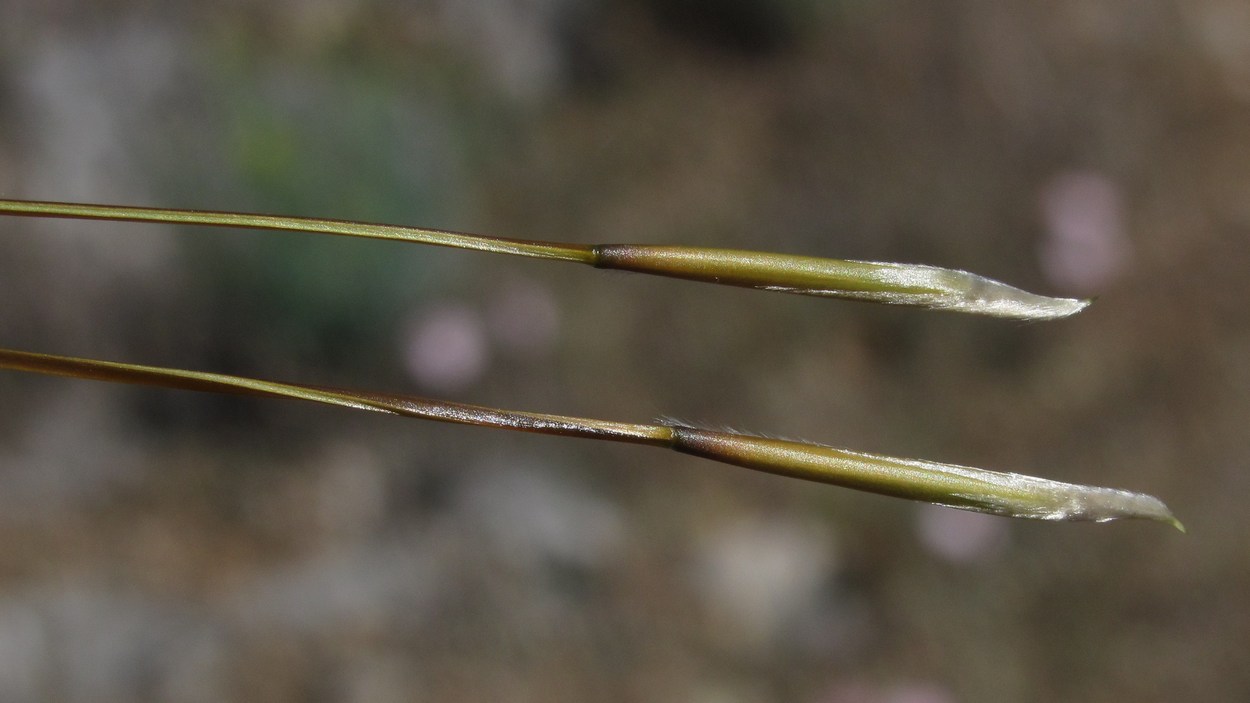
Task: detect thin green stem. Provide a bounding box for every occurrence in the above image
[0,198,595,262]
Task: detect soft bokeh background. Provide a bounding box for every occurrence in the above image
[0,1,1245,701]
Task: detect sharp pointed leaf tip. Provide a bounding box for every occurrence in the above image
[1073,487,1182,529]
[933,268,1092,320]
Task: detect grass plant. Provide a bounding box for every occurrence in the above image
[0,198,1179,528]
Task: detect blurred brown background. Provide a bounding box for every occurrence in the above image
[0,1,1245,701]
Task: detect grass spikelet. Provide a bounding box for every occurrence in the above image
[0,198,1087,320]
[0,347,1179,528]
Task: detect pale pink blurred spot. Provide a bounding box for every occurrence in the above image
[1037,171,1132,294]
[486,276,561,358]
[916,504,1009,564]
[402,302,489,392]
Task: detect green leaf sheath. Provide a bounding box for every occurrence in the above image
[0,199,1087,320]
[0,348,1178,528]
